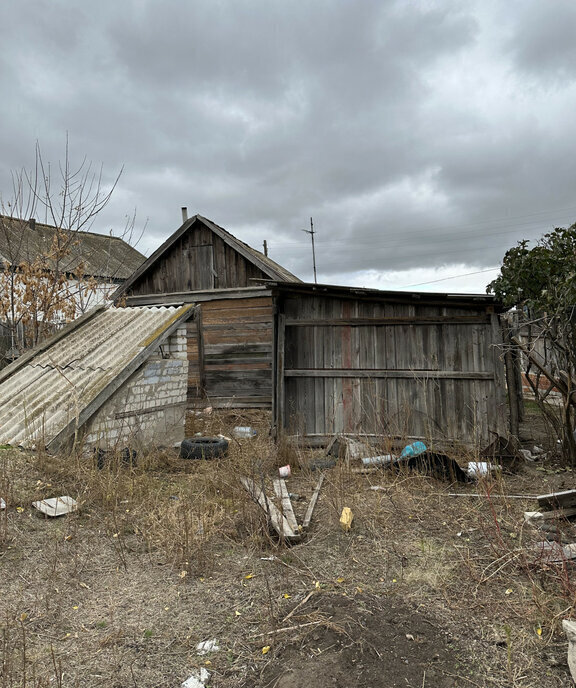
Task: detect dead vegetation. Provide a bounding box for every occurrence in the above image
[1,410,575,687]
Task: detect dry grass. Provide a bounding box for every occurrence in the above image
[0,410,575,686]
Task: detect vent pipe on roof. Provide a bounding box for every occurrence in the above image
[29,218,36,230]
[181,207,188,223]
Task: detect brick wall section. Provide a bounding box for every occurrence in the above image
[83,325,188,450]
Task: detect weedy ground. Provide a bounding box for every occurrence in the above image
[1,409,575,687]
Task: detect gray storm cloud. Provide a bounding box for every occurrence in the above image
[1,0,575,287]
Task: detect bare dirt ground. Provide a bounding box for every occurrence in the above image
[1,408,575,687]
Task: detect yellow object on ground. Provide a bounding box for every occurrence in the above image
[340,507,354,532]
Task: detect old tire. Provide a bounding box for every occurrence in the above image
[179,437,229,460]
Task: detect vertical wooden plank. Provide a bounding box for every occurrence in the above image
[341,301,353,432]
[277,313,286,433]
[195,305,206,397]
[271,301,278,436]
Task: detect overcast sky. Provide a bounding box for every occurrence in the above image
[1,0,576,293]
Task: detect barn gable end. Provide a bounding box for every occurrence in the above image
[114,215,299,300]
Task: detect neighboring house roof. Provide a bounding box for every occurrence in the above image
[0,215,145,281]
[0,304,194,451]
[113,214,300,299]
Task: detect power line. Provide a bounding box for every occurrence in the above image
[399,267,500,289]
[270,204,576,249]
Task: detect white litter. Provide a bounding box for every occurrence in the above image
[467,461,501,478]
[182,668,210,688]
[518,449,537,462]
[0,497,5,510]
[32,496,78,517]
[361,455,393,466]
[196,638,219,655]
[233,426,257,438]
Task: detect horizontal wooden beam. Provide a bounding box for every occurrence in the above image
[286,433,455,448]
[284,316,490,327]
[125,287,270,306]
[187,399,272,409]
[115,401,186,419]
[283,368,494,380]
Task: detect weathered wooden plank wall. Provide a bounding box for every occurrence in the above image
[275,293,508,447]
[187,295,273,408]
[129,224,268,296]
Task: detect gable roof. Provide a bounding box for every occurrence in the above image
[113,214,300,299]
[0,215,145,281]
[0,304,194,451]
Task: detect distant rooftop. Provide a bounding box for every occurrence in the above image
[0,215,145,281]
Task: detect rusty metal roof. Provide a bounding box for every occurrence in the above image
[0,304,193,450]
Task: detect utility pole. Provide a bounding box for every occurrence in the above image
[302,217,317,284]
[263,239,268,257]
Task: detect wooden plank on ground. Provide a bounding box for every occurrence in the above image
[240,477,300,540]
[528,506,576,521]
[273,479,300,533]
[537,490,576,511]
[302,473,325,529]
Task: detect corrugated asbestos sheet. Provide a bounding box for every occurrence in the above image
[0,305,192,449]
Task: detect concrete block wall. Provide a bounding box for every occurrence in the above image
[83,325,188,450]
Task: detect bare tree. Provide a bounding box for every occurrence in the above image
[0,140,143,363]
[489,224,576,462]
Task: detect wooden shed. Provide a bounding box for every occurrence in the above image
[130,287,275,409]
[113,214,298,297]
[269,282,509,448]
[114,215,300,409]
[113,216,512,446]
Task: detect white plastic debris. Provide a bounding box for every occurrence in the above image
[32,496,78,517]
[518,449,537,462]
[182,668,210,688]
[361,455,393,466]
[233,426,257,438]
[467,461,501,478]
[0,497,5,510]
[278,464,291,478]
[196,638,219,655]
[524,511,543,523]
